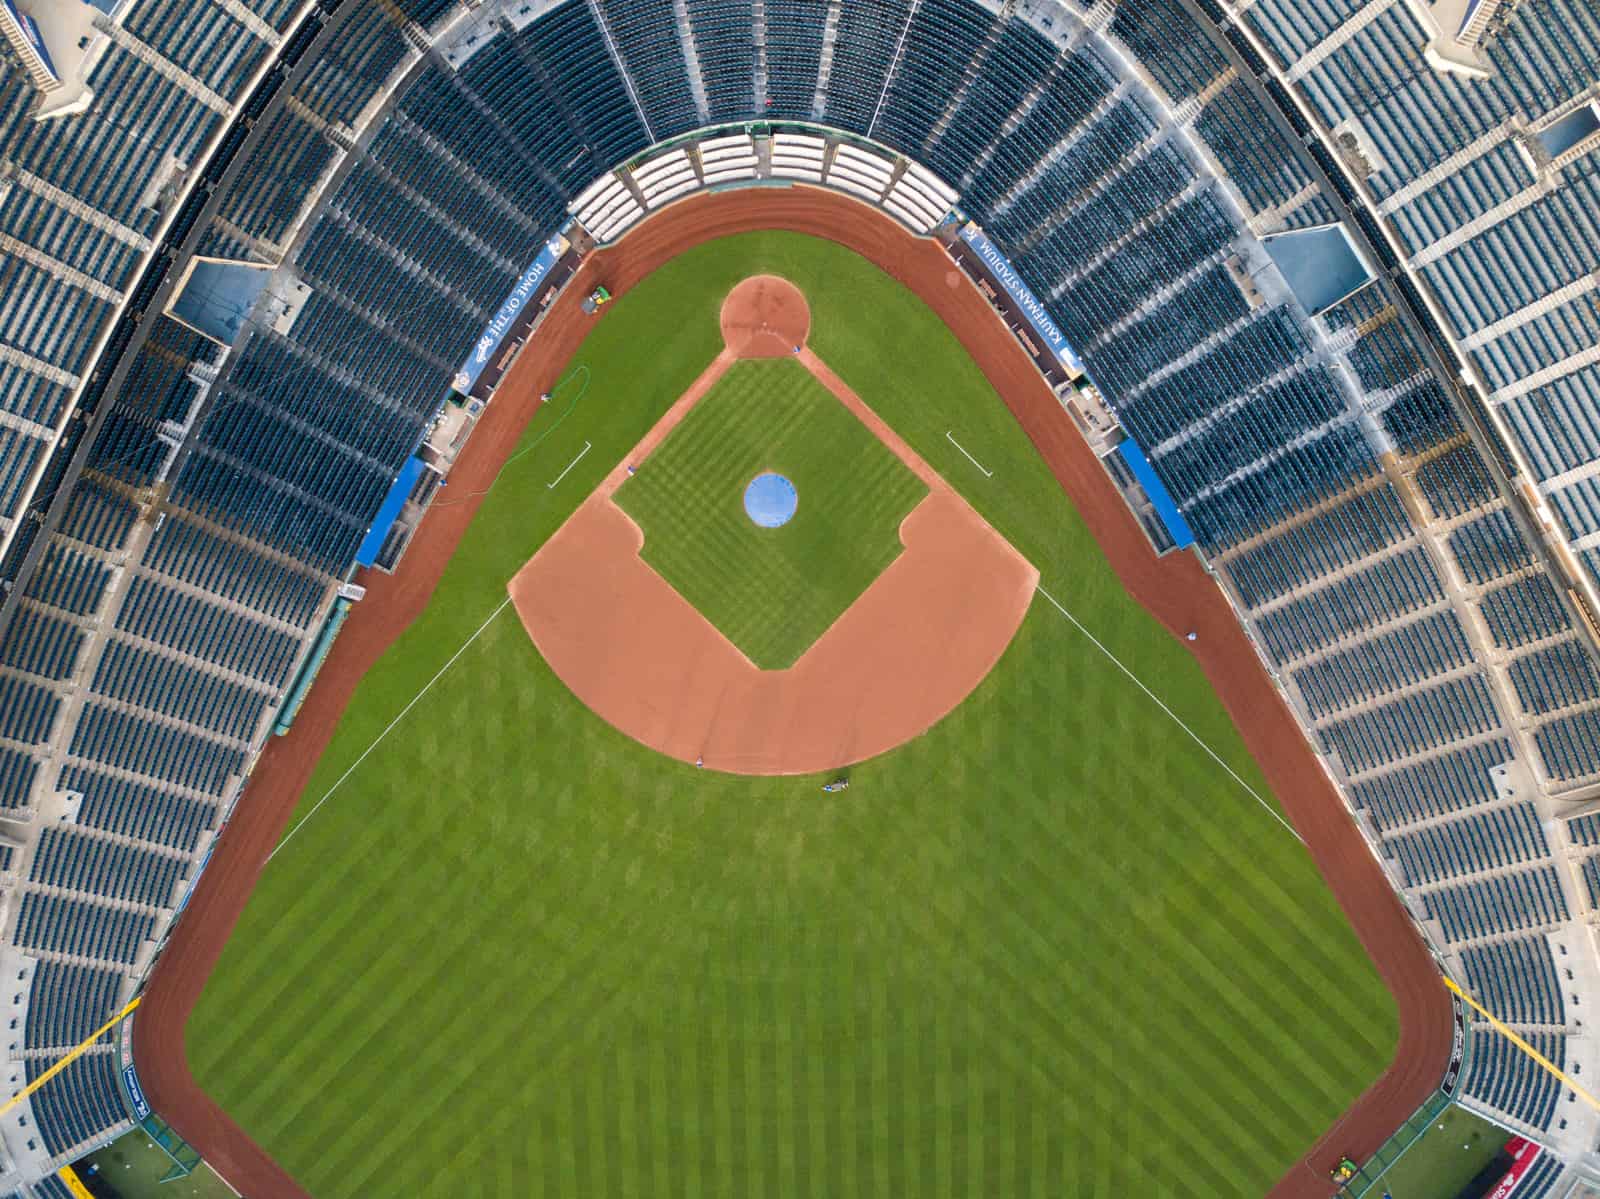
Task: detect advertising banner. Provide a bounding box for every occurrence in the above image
[123,1064,151,1120]
[2,0,57,81]
[453,235,567,394]
[1485,1137,1541,1199]
[958,222,1084,373]
[1442,992,1466,1095]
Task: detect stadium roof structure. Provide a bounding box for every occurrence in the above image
[166,260,273,346]
[1260,225,1375,318]
[0,0,1598,1194]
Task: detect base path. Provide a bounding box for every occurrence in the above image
[513,275,1036,775]
[135,187,1450,1199]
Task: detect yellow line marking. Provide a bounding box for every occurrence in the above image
[57,1164,95,1199]
[1444,977,1600,1113]
[0,997,140,1121]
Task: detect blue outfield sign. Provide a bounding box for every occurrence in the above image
[2,0,57,80]
[453,235,567,394]
[958,222,1084,374]
[123,1064,151,1120]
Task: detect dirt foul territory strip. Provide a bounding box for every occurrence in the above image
[512,274,1037,775]
[135,188,1451,1199]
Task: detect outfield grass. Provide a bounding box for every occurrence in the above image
[188,231,1399,1198]
[1366,1105,1508,1199]
[614,358,926,667]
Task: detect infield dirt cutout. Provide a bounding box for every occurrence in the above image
[509,275,1038,774]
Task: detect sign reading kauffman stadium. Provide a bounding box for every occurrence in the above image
[453,235,568,394]
[958,222,1084,375]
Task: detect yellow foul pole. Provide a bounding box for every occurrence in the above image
[1444,977,1600,1114]
[0,996,141,1122]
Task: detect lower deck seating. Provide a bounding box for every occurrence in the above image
[765,0,827,115]
[30,828,186,909]
[0,610,86,685]
[24,964,124,1050]
[1423,868,1569,944]
[0,748,37,810]
[13,893,154,966]
[1291,609,1473,719]
[684,0,757,122]
[1319,673,1501,775]
[57,767,217,855]
[1385,801,1548,887]
[1349,739,1512,831]
[68,704,243,799]
[1479,575,1573,650]
[1447,509,1537,587]
[91,639,268,743]
[32,1175,73,1199]
[1580,858,1600,908]
[1459,938,1566,1027]
[1415,444,1496,521]
[823,0,914,134]
[1462,1030,1564,1130]
[1514,1153,1567,1199]
[143,516,326,631]
[1534,709,1600,784]
[596,0,701,136]
[0,677,60,748]
[1254,547,1445,667]
[26,1051,127,1156]
[113,576,300,690]
[1508,641,1600,717]
[1223,485,1413,608]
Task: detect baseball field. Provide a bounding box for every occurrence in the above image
[184,230,1399,1197]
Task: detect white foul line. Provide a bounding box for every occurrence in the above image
[1035,583,1304,843]
[263,566,1298,860]
[267,596,514,863]
[945,431,993,478]
[547,441,592,489]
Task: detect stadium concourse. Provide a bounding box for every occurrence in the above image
[0,0,1594,1194]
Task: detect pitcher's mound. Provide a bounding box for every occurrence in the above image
[720,274,811,358]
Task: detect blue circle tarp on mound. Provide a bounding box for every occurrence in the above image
[744,473,798,528]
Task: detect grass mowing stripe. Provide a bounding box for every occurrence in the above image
[710,975,735,1197]
[620,1038,643,1199]
[929,828,1271,1185]
[645,1035,668,1199]
[802,958,826,1199]
[934,1004,953,1199]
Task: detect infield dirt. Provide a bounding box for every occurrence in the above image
[511,275,1036,774]
[134,188,1451,1199]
